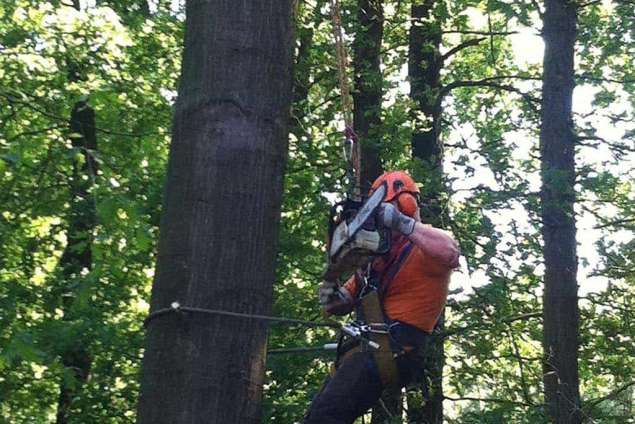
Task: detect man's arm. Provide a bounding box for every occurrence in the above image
[378,203,460,270]
[408,223,460,269]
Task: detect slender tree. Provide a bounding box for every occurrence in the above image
[539,0,581,423]
[354,0,385,192]
[55,99,97,424]
[137,1,295,423]
[407,1,446,422]
[55,1,98,421]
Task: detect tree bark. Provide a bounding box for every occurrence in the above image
[407,1,446,423]
[409,0,444,223]
[350,2,397,422]
[136,1,295,424]
[55,100,97,424]
[540,1,581,423]
[353,0,384,193]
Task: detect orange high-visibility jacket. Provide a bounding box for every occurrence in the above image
[344,233,457,333]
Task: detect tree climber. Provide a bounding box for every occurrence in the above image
[304,170,460,424]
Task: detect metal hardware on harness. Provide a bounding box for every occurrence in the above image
[341,322,380,350]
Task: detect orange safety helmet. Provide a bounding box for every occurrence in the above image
[370,171,420,217]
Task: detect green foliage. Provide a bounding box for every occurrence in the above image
[0,0,182,422]
[1,0,633,422]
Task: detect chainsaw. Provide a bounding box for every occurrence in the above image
[323,181,391,282]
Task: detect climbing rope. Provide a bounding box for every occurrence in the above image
[330,0,362,200]
[143,301,341,329]
[330,0,353,129]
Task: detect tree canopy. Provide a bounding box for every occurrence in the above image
[1,0,633,423]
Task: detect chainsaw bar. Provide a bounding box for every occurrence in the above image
[347,182,386,237]
[328,182,386,259]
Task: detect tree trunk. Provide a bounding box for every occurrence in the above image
[55,100,97,424]
[136,1,295,423]
[350,1,398,422]
[54,1,98,420]
[353,0,384,193]
[540,1,581,423]
[409,0,444,222]
[407,1,445,423]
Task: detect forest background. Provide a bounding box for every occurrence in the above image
[1,0,634,423]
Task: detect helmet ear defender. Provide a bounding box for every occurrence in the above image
[370,171,421,217]
[396,193,418,217]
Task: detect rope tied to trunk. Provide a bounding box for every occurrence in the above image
[143,301,341,329]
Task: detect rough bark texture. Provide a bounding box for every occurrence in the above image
[407,1,445,423]
[350,1,395,422]
[353,0,384,194]
[136,1,294,424]
[540,1,581,423]
[409,0,444,221]
[55,100,97,424]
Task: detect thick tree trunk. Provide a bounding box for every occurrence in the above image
[55,100,97,424]
[353,0,384,193]
[136,2,295,424]
[540,1,581,423]
[407,1,445,423]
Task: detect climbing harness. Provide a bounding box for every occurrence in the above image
[331,240,418,390]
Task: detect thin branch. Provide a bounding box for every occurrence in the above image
[441,30,518,36]
[576,0,602,8]
[442,312,542,338]
[442,38,486,62]
[593,217,635,230]
[584,380,635,412]
[437,77,540,111]
[577,74,635,85]
[5,125,62,143]
[0,90,157,138]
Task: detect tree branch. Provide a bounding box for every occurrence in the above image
[583,380,635,412]
[576,0,602,9]
[442,30,518,36]
[577,74,635,84]
[593,217,635,230]
[442,38,486,62]
[437,77,540,111]
[442,312,542,338]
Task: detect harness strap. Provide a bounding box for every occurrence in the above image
[359,290,400,388]
[343,240,415,388]
[379,241,414,300]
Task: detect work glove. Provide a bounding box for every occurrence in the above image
[318,280,339,305]
[377,202,416,235]
[319,281,354,315]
